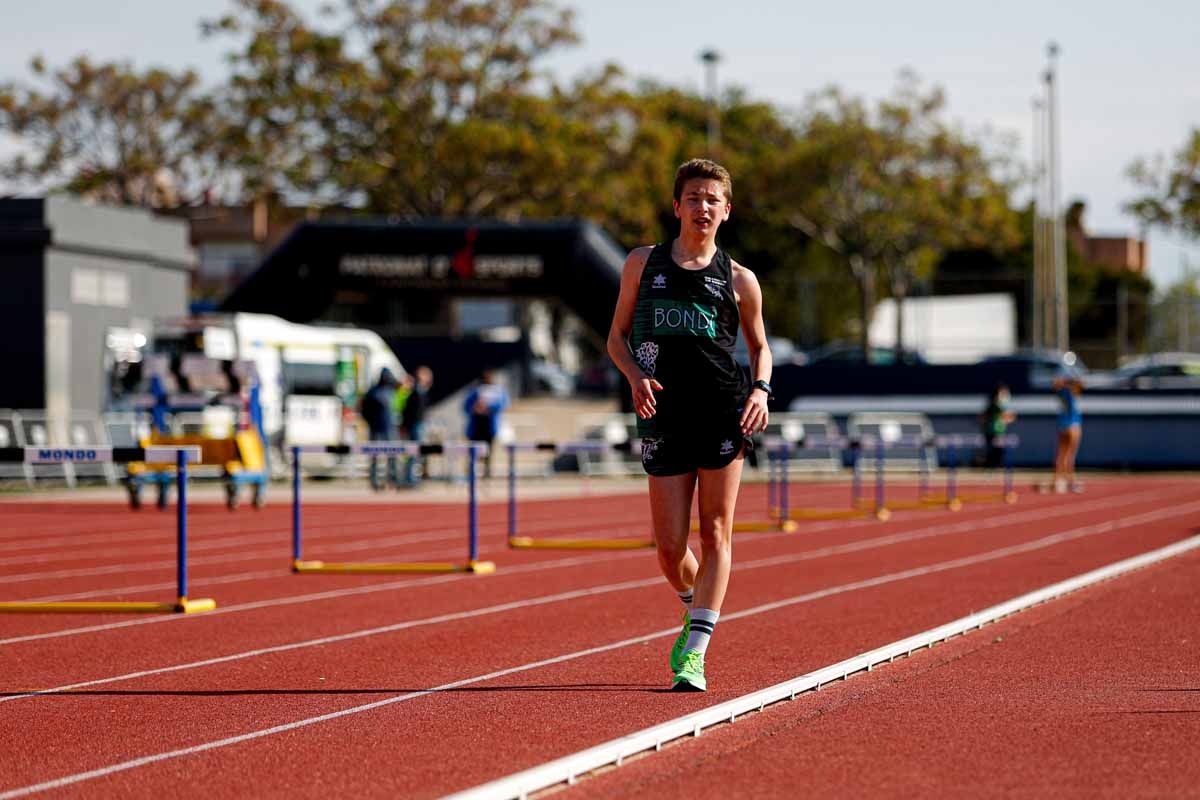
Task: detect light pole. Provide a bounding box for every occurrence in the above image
[1031,96,1044,351]
[699,48,721,156]
[1045,41,1068,352]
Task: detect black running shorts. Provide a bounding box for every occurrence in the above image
[639,418,749,477]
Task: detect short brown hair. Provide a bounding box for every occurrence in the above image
[673,158,732,202]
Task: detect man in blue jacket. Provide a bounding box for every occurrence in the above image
[463,370,508,478]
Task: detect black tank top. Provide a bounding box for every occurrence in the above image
[629,243,748,436]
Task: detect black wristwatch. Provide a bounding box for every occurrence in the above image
[752,379,773,399]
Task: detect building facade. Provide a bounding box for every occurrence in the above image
[0,196,191,426]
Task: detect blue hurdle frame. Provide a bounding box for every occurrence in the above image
[290,441,495,574]
[0,446,214,614]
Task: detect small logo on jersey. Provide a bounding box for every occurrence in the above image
[641,437,662,463]
[652,273,667,289]
[719,439,735,455]
[635,341,659,376]
[704,282,722,299]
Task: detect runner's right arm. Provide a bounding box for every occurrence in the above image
[607,247,661,420]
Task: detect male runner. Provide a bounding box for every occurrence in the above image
[607,159,772,691]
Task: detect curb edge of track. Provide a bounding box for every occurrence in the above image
[446,532,1200,800]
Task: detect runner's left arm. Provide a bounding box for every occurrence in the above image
[733,262,772,436]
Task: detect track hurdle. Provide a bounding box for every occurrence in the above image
[290,441,495,574]
[920,433,1019,508]
[768,437,874,522]
[506,441,655,550]
[0,445,215,614]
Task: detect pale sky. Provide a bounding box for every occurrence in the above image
[2,0,1197,288]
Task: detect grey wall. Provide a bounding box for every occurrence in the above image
[0,199,48,410]
[0,197,191,423]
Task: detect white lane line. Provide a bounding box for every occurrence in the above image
[447,535,1200,800]
[0,505,654,582]
[5,498,1198,708]
[0,504,654,565]
[0,486,1186,645]
[0,510,657,585]
[3,511,1197,799]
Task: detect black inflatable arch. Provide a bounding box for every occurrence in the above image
[220,218,626,337]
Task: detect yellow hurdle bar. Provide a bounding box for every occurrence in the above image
[952,491,1019,505]
[0,597,215,614]
[689,519,799,534]
[775,507,869,522]
[292,559,496,574]
[507,537,654,551]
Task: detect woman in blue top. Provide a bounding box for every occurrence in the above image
[1051,375,1083,493]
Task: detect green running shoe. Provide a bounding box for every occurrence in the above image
[670,609,690,674]
[671,649,706,692]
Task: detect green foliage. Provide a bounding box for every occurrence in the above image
[1127,128,1200,240]
[767,74,1021,351]
[0,0,1033,353]
[0,56,217,206]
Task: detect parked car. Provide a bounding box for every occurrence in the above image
[1104,353,1200,390]
[977,349,1086,389]
[806,341,927,366]
[733,334,807,367]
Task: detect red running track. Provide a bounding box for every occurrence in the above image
[568,537,1200,798]
[0,476,1196,798]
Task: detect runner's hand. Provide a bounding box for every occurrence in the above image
[741,388,769,435]
[632,375,663,419]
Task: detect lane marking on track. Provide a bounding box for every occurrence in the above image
[0,483,1161,596]
[0,486,1187,646]
[0,500,660,564]
[2,508,1198,799]
[5,498,1199,705]
[445,538,1200,800]
[0,501,659,580]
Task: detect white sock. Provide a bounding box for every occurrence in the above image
[684,608,719,655]
[677,589,694,610]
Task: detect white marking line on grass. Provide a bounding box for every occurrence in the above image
[447,538,1200,800]
[0,486,1186,645]
[3,514,1198,800]
[7,497,1196,705]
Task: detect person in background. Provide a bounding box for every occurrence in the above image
[1050,374,1084,493]
[978,383,1016,468]
[463,370,508,478]
[400,366,434,487]
[360,367,400,491]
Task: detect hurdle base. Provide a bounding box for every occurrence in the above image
[689,519,798,534]
[292,559,496,575]
[0,598,216,614]
[508,537,654,551]
[772,507,867,521]
[937,492,1018,507]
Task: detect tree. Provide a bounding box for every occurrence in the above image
[0,56,218,207]
[203,0,586,213]
[1126,127,1200,239]
[771,75,1020,356]
[1146,266,1199,352]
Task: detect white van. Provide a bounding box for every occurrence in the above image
[122,313,403,448]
